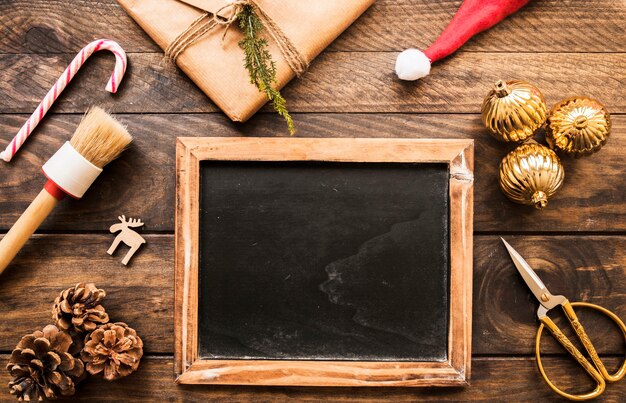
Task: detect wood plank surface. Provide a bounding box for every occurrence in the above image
[1,235,623,356]
[1,356,624,402]
[0,235,173,354]
[1,114,623,233]
[1,0,624,400]
[0,1,624,53]
[1,52,624,114]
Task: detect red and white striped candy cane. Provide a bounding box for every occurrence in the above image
[0,39,127,163]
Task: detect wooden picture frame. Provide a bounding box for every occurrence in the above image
[175,137,474,387]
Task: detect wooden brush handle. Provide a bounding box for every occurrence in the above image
[0,188,60,275]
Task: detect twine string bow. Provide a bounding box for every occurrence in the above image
[164,0,308,77]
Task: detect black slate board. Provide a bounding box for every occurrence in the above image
[198,161,450,361]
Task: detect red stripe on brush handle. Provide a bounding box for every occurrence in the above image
[44,179,67,201]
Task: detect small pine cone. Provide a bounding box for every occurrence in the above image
[7,325,85,401]
[81,322,143,381]
[52,283,109,333]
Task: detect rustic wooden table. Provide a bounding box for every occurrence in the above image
[0,0,624,401]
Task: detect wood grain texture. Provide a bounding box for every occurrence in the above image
[1,356,624,402]
[0,235,623,357]
[0,189,59,275]
[0,1,624,53]
[0,52,624,114]
[0,234,173,354]
[0,0,624,399]
[474,236,626,357]
[0,114,623,233]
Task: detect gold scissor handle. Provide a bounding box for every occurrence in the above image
[562,302,626,382]
[536,301,626,401]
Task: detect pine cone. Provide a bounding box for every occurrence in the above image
[7,325,85,401]
[52,283,109,333]
[81,322,143,381]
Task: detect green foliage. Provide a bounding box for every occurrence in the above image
[238,5,295,135]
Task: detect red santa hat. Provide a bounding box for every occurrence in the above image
[395,0,531,81]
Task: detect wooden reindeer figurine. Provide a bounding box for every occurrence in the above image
[108,215,146,265]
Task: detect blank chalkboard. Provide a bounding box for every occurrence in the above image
[175,137,473,386]
[198,161,450,362]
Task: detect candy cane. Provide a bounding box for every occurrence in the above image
[0,39,127,163]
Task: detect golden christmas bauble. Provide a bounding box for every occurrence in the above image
[545,96,611,157]
[481,80,547,142]
[499,141,564,209]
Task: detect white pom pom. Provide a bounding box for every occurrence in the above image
[395,49,431,81]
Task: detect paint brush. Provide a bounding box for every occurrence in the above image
[0,107,132,275]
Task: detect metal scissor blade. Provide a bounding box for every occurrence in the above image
[501,238,552,306]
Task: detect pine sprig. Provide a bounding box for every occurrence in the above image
[238,5,295,134]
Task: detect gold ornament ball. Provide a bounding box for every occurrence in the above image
[481,79,547,142]
[499,141,565,209]
[545,96,611,157]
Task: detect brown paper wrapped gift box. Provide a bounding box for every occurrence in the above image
[116,0,375,122]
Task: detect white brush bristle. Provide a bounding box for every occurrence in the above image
[70,107,132,168]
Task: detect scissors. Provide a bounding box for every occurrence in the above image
[502,238,626,400]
